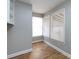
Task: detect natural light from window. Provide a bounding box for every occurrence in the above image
[32,17,42,37]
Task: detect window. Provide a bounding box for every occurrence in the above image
[32,17,42,37]
[51,8,65,42]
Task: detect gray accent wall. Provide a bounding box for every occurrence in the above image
[32,12,43,17]
[7,0,32,55]
[43,0,71,54]
[32,36,43,42]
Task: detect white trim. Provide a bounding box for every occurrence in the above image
[32,40,43,43]
[8,48,32,59]
[44,41,71,58]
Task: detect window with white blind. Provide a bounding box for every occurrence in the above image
[32,17,42,37]
[51,8,65,42]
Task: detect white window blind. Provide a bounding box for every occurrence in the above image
[32,17,42,37]
[51,8,65,42]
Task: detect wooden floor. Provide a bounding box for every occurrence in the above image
[10,41,69,59]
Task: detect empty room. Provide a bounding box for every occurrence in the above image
[7,0,71,59]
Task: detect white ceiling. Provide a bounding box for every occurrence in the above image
[19,0,65,14]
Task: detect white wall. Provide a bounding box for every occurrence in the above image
[7,0,32,55]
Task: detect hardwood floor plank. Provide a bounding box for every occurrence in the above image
[10,41,69,59]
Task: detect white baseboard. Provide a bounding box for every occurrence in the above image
[8,48,32,59]
[44,41,71,58]
[32,40,43,43]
